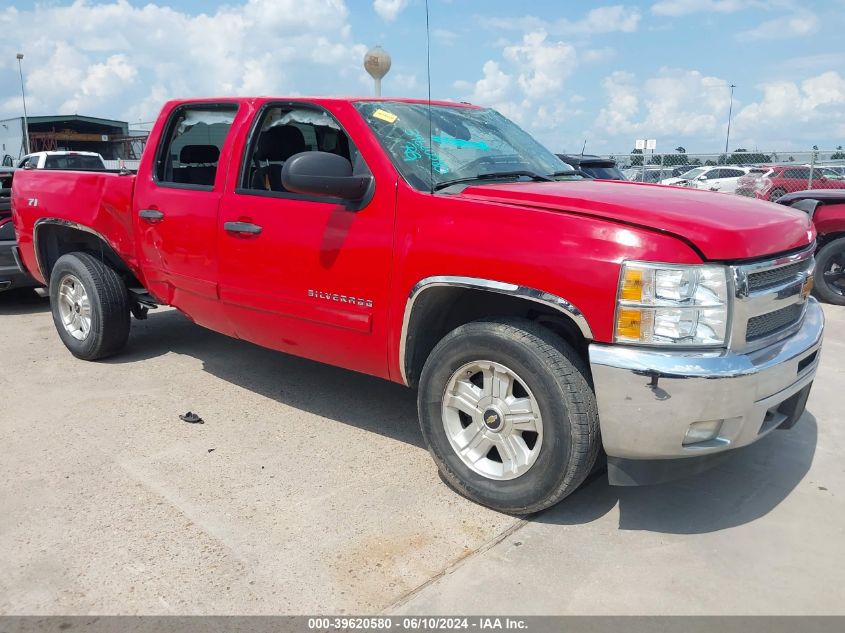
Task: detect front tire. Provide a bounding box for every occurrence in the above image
[417,318,600,515]
[49,252,131,360]
[814,237,845,305]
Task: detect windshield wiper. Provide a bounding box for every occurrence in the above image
[433,170,553,191]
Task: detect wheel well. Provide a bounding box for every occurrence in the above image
[36,224,141,288]
[818,231,845,249]
[403,286,590,387]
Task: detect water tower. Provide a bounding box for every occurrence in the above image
[364,46,391,97]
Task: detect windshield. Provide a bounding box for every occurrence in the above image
[582,165,625,180]
[44,154,104,170]
[353,101,573,191]
[680,168,706,179]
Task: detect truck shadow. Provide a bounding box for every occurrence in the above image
[108,308,425,449]
[0,288,50,315]
[112,308,818,534]
[535,412,818,534]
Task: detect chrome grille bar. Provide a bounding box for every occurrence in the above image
[730,245,815,352]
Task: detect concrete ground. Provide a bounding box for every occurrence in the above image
[1,289,843,615]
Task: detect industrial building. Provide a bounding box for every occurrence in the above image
[0,115,147,166]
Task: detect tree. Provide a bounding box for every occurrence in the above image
[630,148,643,166]
[831,145,845,160]
[724,148,770,165]
[675,146,686,154]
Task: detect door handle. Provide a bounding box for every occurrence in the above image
[139,209,164,222]
[224,221,263,236]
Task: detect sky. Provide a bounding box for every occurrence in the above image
[1,0,844,153]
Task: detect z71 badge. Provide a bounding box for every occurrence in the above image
[308,289,373,309]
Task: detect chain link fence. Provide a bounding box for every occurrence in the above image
[598,148,845,201]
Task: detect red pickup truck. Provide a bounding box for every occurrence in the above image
[777,190,845,305]
[12,97,824,513]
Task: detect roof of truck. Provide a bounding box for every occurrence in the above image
[162,96,482,109]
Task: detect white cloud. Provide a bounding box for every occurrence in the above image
[455,30,578,147]
[738,11,819,40]
[0,0,368,122]
[483,5,641,36]
[455,60,512,104]
[503,31,577,99]
[373,0,410,21]
[651,0,763,16]
[591,67,845,149]
[432,28,459,45]
[595,68,731,138]
[733,71,845,142]
[583,47,616,63]
[64,54,138,113]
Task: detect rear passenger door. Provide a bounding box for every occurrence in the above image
[713,168,746,193]
[133,102,239,332]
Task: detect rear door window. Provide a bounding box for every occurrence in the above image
[154,104,238,189]
[44,155,104,170]
[783,168,810,180]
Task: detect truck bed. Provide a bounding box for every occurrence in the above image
[12,169,139,285]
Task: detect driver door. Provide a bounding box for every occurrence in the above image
[217,102,397,378]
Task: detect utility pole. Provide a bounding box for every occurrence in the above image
[725,84,736,155]
[16,53,31,155]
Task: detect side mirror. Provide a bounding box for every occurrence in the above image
[282,151,372,202]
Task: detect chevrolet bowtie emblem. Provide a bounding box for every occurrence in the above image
[486,415,498,425]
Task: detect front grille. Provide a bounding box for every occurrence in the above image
[746,304,804,341]
[747,260,807,292]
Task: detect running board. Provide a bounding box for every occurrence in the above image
[128,287,159,308]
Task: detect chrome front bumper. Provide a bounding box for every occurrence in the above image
[589,297,824,465]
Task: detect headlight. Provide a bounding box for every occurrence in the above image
[615,262,730,346]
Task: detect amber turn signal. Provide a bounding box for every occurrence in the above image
[616,308,643,340]
[620,268,644,302]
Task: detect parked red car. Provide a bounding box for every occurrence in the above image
[1,168,39,293]
[778,189,845,305]
[736,164,845,201]
[11,97,823,513]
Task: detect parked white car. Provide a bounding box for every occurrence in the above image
[18,151,106,170]
[661,166,751,193]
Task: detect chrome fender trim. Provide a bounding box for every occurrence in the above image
[32,217,114,280]
[399,275,594,386]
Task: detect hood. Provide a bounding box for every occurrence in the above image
[458,179,813,261]
[660,177,687,186]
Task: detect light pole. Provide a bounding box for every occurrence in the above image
[16,53,31,155]
[724,83,736,155]
[364,46,391,97]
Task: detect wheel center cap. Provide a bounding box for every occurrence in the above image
[483,408,503,431]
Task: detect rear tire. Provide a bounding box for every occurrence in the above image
[49,252,130,360]
[417,318,600,515]
[769,187,787,202]
[814,237,845,306]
